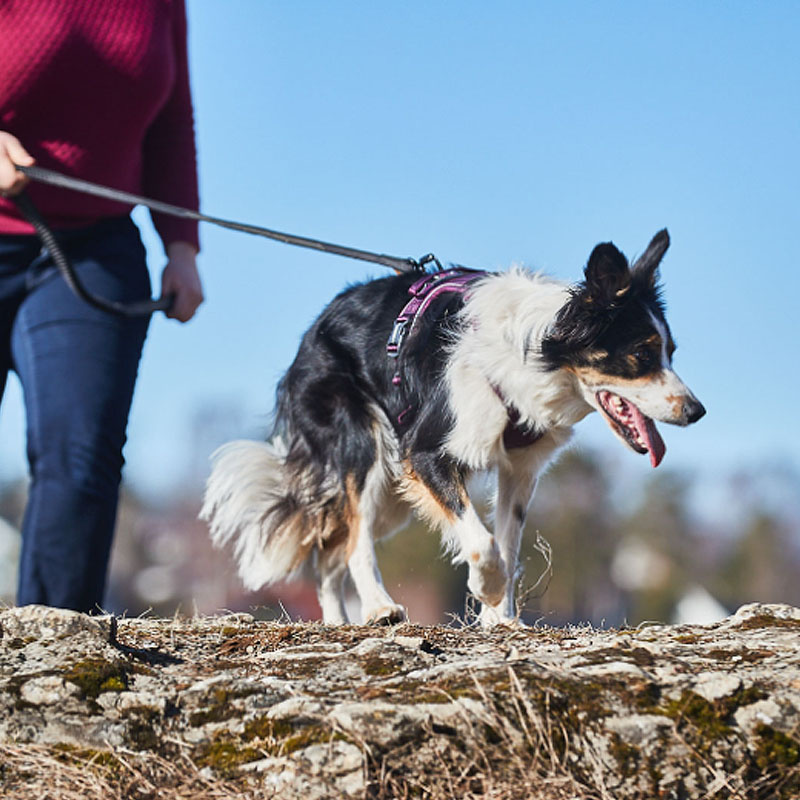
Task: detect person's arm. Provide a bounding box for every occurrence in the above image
[0,131,34,195]
[142,0,203,322]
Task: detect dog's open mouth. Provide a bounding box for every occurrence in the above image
[596,391,666,468]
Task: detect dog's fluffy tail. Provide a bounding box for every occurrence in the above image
[200,439,312,590]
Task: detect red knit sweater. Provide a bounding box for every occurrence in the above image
[0,0,199,250]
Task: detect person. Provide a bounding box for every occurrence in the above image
[0,0,203,613]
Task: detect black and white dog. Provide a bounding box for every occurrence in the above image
[201,230,705,626]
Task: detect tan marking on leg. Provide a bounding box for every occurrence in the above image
[398,462,457,530]
[343,474,363,560]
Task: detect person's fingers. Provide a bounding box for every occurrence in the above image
[0,133,35,195]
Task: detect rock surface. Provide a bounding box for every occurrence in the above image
[1,602,800,798]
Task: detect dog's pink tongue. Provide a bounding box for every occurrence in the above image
[630,404,666,468]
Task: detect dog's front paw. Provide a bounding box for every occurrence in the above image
[365,604,407,626]
[467,550,507,608]
[478,603,525,629]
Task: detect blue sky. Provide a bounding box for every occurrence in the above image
[1,1,798,508]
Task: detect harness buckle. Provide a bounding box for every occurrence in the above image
[386,318,408,357]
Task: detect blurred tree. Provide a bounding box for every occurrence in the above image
[615,471,701,623]
[713,509,800,609]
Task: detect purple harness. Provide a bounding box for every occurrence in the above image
[386,268,543,449]
[386,267,485,366]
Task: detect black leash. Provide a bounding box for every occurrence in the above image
[13,190,173,317]
[13,164,433,317]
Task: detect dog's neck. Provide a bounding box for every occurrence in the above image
[444,270,593,469]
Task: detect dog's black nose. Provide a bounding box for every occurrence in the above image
[686,398,706,424]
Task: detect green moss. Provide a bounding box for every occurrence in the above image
[362,656,402,676]
[194,738,261,776]
[632,681,661,711]
[123,706,162,752]
[735,685,768,707]
[282,725,343,755]
[537,676,611,725]
[357,676,482,705]
[243,715,279,740]
[100,676,126,692]
[63,659,128,699]
[609,733,640,779]
[660,683,769,741]
[661,691,731,739]
[189,686,258,727]
[754,725,800,770]
[195,717,345,775]
[52,744,124,776]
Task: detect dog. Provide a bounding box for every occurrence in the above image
[201,229,705,627]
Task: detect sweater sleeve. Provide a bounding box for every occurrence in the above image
[141,0,200,252]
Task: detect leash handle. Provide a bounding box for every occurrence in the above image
[15,163,428,275]
[12,190,174,318]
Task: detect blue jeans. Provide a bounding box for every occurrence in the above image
[0,216,150,612]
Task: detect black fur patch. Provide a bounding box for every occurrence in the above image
[540,230,674,378]
[272,271,471,518]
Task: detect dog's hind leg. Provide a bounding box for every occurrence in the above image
[316,545,349,624]
[346,463,407,625]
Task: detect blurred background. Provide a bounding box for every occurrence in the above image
[1,2,798,626]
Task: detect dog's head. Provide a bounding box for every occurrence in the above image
[541,229,705,467]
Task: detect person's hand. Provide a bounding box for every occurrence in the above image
[0,132,35,196]
[160,241,203,322]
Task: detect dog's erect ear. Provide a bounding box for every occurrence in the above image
[632,229,670,287]
[583,242,631,304]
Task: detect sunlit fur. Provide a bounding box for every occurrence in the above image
[201,229,705,626]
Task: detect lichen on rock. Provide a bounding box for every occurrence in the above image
[1,602,800,798]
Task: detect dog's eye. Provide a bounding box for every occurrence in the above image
[633,349,656,369]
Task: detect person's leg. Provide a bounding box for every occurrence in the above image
[12,218,151,612]
[0,235,40,415]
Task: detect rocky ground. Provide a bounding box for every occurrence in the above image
[1,603,800,799]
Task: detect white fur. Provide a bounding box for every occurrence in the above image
[200,438,306,590]
[445,270,590,470]
[437,270,586,624]
[346,408,408,623]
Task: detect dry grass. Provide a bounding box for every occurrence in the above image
[0,744,259,800]
[3,612,800,799]
[0,666,608,800]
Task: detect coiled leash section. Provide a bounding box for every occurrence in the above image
[12,190,173,318]
[13,164,437,317]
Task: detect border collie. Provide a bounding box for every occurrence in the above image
[201,230,705,626]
